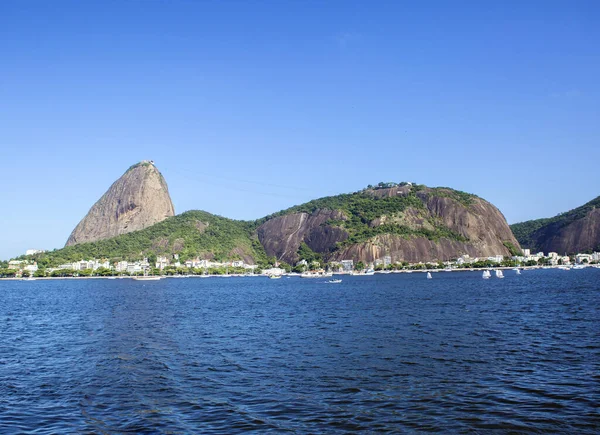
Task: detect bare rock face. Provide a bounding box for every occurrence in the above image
[511,196,600,255]
[530,208,600,254]
[257,209,348,262]
[65,161,175,246]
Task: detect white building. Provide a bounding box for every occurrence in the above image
[156,256,170,270]
[24,263,38,272]
[127,264,143,274]
[7,260,26,269]
[383,256,392,266]
[576,254,593,264]
[340,260,354,272]
[522,249,531,257]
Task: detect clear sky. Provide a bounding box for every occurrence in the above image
[1,0,598,260]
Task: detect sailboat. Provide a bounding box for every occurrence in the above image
[427,272,432,279]
[482,270,491,279]
[513,268,521,275]
[495,269,504,279]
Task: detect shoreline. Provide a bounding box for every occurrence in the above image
[1,265,596,281]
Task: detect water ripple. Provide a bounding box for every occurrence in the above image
[0,269,599,433]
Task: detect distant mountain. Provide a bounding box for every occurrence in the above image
[26,176,521,267]
[65,161,175,246]
[510,196,600,254]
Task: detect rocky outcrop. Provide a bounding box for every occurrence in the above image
[332,235,484,264]
[511,196,600,254]
[257,209,348,262]
[65,161,175,246]
[257,186,520,264]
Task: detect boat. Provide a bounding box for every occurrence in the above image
[353,269,375,276]
[133,269,162,281]
[269,275,282,279]
[572,265,585,270]
[512,268,521,275]
[328,279,342,283]
[482,270,491,279]
[133,275,161,281]
[495,269,504,279]
[301,271,332,278]
[427,272,432,279]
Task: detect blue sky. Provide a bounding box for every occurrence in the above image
[1,0,598,260]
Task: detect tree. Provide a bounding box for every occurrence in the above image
[355,261,365,271]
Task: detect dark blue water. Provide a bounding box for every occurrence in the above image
[1,269,599,434]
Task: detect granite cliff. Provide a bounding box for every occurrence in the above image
[257,184,521,264]
[65,161,175,246]
[511,195,600,254]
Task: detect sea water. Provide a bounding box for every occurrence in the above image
[1,269,598,433]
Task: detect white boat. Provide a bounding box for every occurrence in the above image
[133,275,161,281]
[353,269,375,276]
[427,272,432,279]
[495,269,504,279]
[133,270,162,281]
[512,268,521,275]
[572,265,585,270]
[328,279,342,283]
[482,270,491,279]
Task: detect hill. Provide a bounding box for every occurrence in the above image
[257,183,521,264]
[29,210,268,269]
[510,196,600,254]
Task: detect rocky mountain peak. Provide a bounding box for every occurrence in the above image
[65,161,175,246]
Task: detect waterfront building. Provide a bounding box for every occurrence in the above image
[576,254,593,264]
[340,260,354,272]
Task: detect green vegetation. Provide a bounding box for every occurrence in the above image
[510,218,553,249]
[502,241,522,257]
[510,195,600,249]
[297,242,323,264]
[428,187,478,206]
[261,185,472,249]
[21,210,269,268]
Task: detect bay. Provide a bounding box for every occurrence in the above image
[1,269,599,433]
